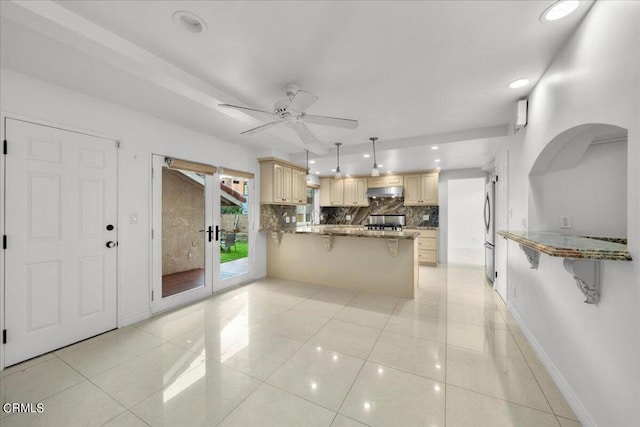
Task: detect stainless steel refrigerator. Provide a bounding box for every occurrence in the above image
[484,180,495,282]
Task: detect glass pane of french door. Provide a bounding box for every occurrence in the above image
[161,167,206,297]
[219,173,251,283]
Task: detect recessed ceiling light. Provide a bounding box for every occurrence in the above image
[331,169,336,172]
[508,78,530,89]
[315,171,320,175]
[172,11,207,33]
[387,171,393,174]
[435,159,441,163]
[431,146,439,150]
[309,160,316,164]
[378,164,383,168]
[540,1,580,23]
[363,154,370,158]
[346,174,351,177]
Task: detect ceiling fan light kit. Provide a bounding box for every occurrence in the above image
[219,85,359,147]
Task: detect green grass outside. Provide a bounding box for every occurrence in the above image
[220,241,248,263]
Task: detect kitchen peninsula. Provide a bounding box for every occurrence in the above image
[266,226,419,298]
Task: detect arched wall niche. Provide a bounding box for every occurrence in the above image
[527,123,628,237]
[529,123,627,176]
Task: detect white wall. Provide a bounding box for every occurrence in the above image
[0,69,266,329]
[447,177,485,265]
[437,168,487,263]
[497,2,640,426]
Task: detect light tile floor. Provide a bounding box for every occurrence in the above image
[0,265,581,426]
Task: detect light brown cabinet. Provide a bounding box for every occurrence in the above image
[319,177,332,207]
[259,158,307,205]
[367,175,404,188]
[343,178,369,206]
[416,229,438,265]
[330,179,344,206]
[403,172,438,205]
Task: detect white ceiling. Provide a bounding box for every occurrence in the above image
[0,0,593,174]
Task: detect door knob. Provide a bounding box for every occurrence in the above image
[106,241,117,248]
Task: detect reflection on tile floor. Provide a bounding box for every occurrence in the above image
[0,265,581,426]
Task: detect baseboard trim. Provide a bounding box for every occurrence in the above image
[118,311,150,328]
[506,301,595,427]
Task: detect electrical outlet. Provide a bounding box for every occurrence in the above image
[560,215,572,229]
[346,215,352,220]
[291,216,296,223]
[285,216,290,223]
[422,214,430,221]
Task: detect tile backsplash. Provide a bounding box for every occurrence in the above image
[321,198,439,227]
[259,204,297,231]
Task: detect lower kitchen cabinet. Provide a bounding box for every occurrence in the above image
[416,229,438,265]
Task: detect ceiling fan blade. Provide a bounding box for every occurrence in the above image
[292,122,317,144]
[302,113,359,129]
[286,90,318,113]
[219,103,275,120]
[241,121,282,136]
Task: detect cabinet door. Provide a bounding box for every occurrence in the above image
[273,163,286,202]
[319,178,332,206]
[355,178,369,206]
[292,169,306,204]
[368,177,385,188]
[343,178,356,205]
[421,173,438,205]
[385,175,403,186]
[282,166,292,203]
[404,175,421,205]
[330,179,344,205]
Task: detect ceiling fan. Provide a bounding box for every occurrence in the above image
[219,85,358,145]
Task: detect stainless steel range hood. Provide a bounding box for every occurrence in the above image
[366,186,404,198]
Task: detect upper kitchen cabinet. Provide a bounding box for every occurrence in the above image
[367,175,403,188]
[404,172,438,206]
[319,177,332,206]
[330,178,344,206]
[259,158,307,205]
[343,178,369,206]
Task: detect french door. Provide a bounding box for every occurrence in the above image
[3,118,118,366]
[151,155,219,313]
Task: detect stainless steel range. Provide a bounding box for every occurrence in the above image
[364,214,406,231]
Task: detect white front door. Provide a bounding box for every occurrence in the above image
[3,119,118,367]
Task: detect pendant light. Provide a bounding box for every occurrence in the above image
[334,142,342,179]
[305,149,310,181]
[370,137,380,177]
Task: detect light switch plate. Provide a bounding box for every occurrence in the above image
[292,216,296,223]
[422,214,430,221]
[285,216,290,223]
[560,215,572,229]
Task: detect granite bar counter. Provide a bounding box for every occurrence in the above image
[498,230,632,304]
[263,225,419,298]
[498,230,632,261]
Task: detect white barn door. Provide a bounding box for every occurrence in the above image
[3,119,118,366]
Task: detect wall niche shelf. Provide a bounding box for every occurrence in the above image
[499,230,631,304]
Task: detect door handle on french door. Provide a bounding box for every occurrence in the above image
[215,225,220,242]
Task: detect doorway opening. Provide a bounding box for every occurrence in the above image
[447,177,486,266]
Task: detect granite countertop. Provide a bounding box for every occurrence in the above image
[263,225,420,240]
[404,226,439,230]
[498,230,632,261]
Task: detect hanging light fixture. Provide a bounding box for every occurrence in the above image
[305,149,311,181]
[370,137,380,177]
[334,142,342,179]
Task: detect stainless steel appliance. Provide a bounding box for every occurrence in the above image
[365,214,405,231]
[484,180,495,282]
